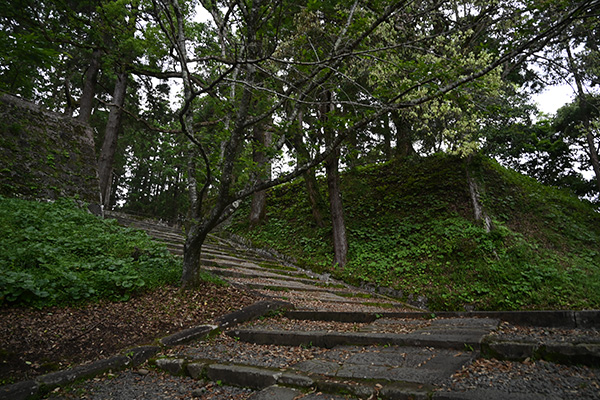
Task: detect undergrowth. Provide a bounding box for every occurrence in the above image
[0,196,183,308]
[227,154,600,311]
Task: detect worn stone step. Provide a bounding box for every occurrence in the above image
[205,362,439,399]
[226,317,498,349]
[481,337,600,367]
[247,386,304,400]
[285,310,399,323]
[144,229,184,242]
[201,362,436,398]
[433,388,552,400]
[168,248,184,256]
[227,328,488,351]
[230,277,346,293]
[256,289,409,308]
[202,265,322,284]
[106,213,182,235]
[252,288,380,302]
[203,254,315,274]
[292,345,473,384]
[204,255,290,268]
[201,266,326,284]
[165,246,293,268]
[203,238,281,262]
[200,257,266,271]
[155,340,471,398]
[251,288,406,309]
[250,381,437,400]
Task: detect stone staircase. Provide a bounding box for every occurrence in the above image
[104,212,600,400]
[106,211,415,313]
[157,315,499,399]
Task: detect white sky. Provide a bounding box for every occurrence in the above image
[532,84,575,115]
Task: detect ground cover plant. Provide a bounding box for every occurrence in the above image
[227,154,600,311]
[0,196,181,307]
[0,196,260,385]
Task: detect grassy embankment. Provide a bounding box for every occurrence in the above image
[227,154,600,311]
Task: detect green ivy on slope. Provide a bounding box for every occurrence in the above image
[0,197,181,308]
[227,154,600,311]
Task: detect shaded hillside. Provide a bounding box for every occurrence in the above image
[227,154,600,311]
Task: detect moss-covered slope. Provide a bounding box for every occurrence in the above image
[227,154,600,311]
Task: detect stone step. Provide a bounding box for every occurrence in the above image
[208,259,324,281]
[202,248,284,266]
[143,229,184,242]
[481,337,600,367]
[252,290,407,311]
[151,314,501,398]
[258,296,410,315]
[105,213,181,235]
[155,332,476,398]
[200,258,316,281]
[202,252,309,271]
[255,288,408,308]
[247,385,552,400]
[229,277,344,293]
[155,359,437,399]
[151,237,287,264]
[226,317,498,350]
[227,328,488,351]
[202,251,265,264]
[202,265,322,284]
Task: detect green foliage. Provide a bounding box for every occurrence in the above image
[228,154,600,311]
[483,97,600,200]
[0,197,181,308]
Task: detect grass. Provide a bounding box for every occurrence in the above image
[0,196,184,308]
[226,154,600,311]
[337,292,374,298]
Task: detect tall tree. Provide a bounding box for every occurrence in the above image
[321,90,348,268]
[98,70,129,207]
[249,122,272,226]
[145,0,598,289]
[96,0,143,207]
[554,96,600,195]
[567,46,600,194]
[4,0,594,287]
[485,1,600,199]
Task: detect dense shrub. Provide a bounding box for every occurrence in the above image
[0,197,181,307]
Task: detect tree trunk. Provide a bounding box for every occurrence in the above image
[186,144,199,229]
[78,48,102,123]
[249,190,267,224]
[320,89,348,268]
[98,71,128,208]
[304,170,326,228]
[346,130,358,169]
[181,223,208,289]
[382,113,393,161]
[585,130,600,193]
[325,146,348,268]
[63,75,76,117]
[391,111,416,158]
[291,115,326,228]
[466,168,493,233]
[249,125,272,226]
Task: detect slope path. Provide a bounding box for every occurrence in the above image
[3,213,597,400]
[115,214,600,400]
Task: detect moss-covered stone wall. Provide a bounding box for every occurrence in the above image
[0,94,101,212]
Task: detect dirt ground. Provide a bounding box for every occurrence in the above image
[0,283,260,385]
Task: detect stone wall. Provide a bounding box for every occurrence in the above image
[0,94,101,213]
